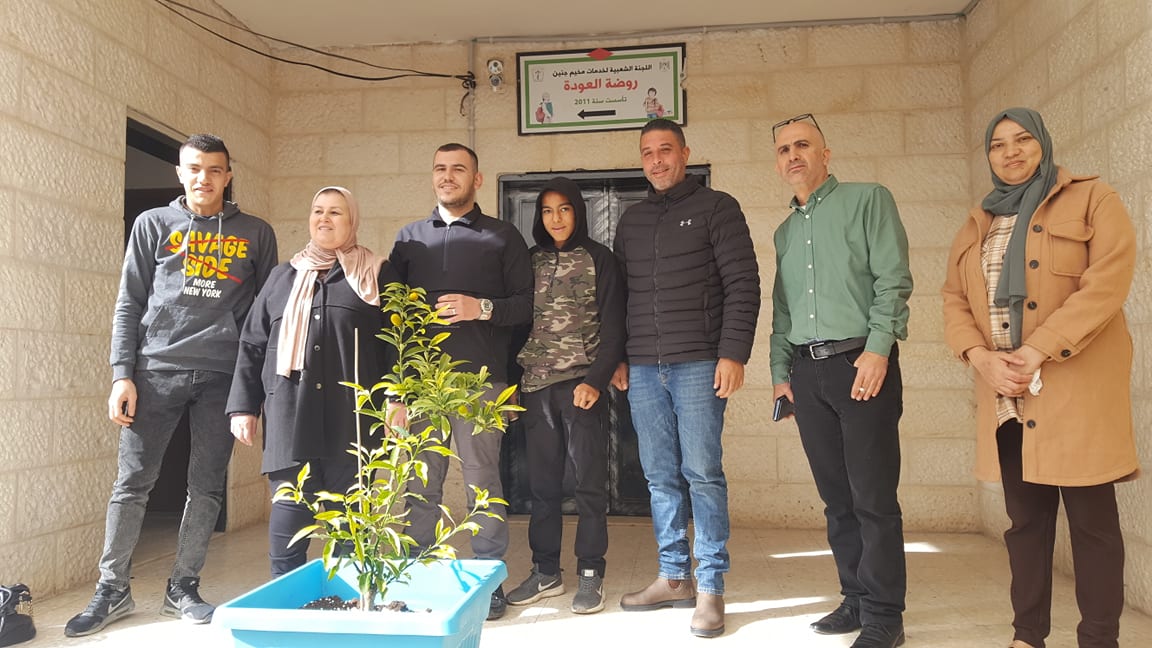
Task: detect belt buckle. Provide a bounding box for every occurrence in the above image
[807,340,831,360]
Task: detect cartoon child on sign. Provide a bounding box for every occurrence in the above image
[536,93,554,123]
[643,88,664,119]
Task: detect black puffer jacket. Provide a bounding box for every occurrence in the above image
[613,176,760,365]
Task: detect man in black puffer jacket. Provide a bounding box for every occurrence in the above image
[612,119,760,638]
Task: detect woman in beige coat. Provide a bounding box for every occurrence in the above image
[942,107,1138,648]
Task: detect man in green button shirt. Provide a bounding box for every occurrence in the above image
[769,115,913,648]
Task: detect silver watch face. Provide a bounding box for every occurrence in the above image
[480,299,493,313]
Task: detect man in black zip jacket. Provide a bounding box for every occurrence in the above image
[389,143,533,620]
[611,119,760,638]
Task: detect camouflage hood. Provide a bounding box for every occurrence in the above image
[532,176,590,250]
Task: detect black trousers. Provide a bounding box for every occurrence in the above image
[521,377,610,576]
[266,453,358,577]
[790,345,907,625]
[997,420,1125,648]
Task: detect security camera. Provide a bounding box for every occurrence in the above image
[487,59,504,75]
[489,74,503,88]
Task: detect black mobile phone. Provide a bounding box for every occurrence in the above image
[772,395,794,422]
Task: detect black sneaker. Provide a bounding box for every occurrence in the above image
[487,585,508,621]
[63,585,134,638]
[506,565,564,606]
[571,569,604,614]
[160,577,214,624]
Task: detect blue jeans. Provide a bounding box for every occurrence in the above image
[628,360,729,595]
[98,370,235,588]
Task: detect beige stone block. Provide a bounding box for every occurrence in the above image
[811,112,905,158]
[1126,30,1152,107]
[905,108,965,155]
[1125,539,1152,613]
[322,133,400,176]
[401,130,472,172]
[0,190,17,257]
[770,68,866,116]
[347,173,434,228]
[724,386,776,429]
[55,399,119,463]
[776,435,812,485]
[899,484,978,531]
[1050,9,1100,90]
[903,438,977,486]
[900,341,972,389]
[698,28,806,74]
[0,332,17,397]
[906,294,944,343]
[23,332,106,398]
[687,76,771,121]
[1099,0,1151,57]
[878,156,968,203]
[709,163,788,212]
[1107,102,1152,186]
[15,198,121,274]
[53,523,105,593]
[274,90,364,135]
[18,461,109,537]
[977,479,1010,535]
[0,0,95,81]
[61,271,118,336]
[362,87,449,132]
[808,23,908,68]
[272,52,334,92]
[228,479,271,531]
[0,45,22,116]
[18,57,125,158]
[0,535,58,595]
[729,482,825,528]
[962,0,1001,55]
[272,135,325,177]
[910,247,946,303]
[1012,0,1077,64]
[865,64,962,111]
[966,42,1013,101]
[723,431,777,483]
[544,130,639,172]
[0,260,62,330]
[0,121,123,214]
[53,0,149,54]
[909,19,962,63]
[902,201,970,249]
[826,158,879,185]
[0,472,16,544]
[903,388,975,438]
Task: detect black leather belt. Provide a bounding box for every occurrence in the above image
[795,337,868,360]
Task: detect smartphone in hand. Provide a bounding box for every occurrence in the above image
[772,395,794,422]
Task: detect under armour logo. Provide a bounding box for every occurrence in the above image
[679,219,692,227]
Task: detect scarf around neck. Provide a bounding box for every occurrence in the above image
[276,186,386,377]
[980,107,1057,348]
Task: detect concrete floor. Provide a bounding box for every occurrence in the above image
[21,516,1152,647]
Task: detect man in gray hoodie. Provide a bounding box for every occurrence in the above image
[65,134,278,637]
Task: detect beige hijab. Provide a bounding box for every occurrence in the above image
[276,186,385,377]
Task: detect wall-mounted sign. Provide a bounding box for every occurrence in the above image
[517,43,686,136]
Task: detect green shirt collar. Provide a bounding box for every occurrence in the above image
[789,175,839,212]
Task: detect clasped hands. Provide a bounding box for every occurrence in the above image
[966,345,1046,397]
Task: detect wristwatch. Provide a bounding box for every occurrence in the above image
[478,298,494,321]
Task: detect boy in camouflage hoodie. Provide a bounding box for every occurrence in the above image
[507,177,626,614]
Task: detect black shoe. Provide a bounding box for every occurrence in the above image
[0,584,35,646]
[810,603,861,635]
[850,623,905,648]
[487,585,508,621]
[160,577,214,624]
[63,585,134,638]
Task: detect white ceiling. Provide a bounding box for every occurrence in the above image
[211,0,975,48]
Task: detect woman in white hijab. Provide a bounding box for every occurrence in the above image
[227,186,398,576]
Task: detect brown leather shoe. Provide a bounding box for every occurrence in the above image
[690,593,725,638]
[620,577,696,611]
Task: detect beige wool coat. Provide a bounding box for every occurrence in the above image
[942,168,1140,486]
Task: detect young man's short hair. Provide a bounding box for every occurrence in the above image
[436,143,479,170]
[640,118,685,147]
[182,133,231,169]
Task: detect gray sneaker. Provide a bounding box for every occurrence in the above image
[572,569,605,614]
[506,565,564,606]
[160,577,214,624]
[64,584,135,637]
